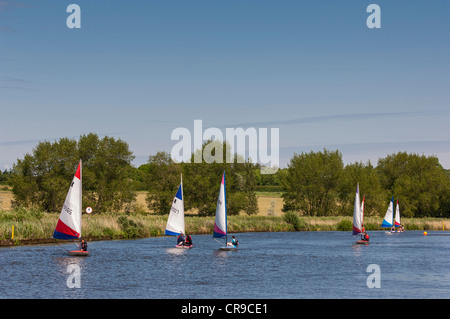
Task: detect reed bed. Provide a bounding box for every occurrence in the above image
[1,208,449,246]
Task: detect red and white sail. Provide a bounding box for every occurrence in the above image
[53,160,82,239]
[394,199,401,227]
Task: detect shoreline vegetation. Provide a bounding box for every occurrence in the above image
[1,206,449,247]
[2,137,450,247]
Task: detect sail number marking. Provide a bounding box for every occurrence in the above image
[63,204,73,215]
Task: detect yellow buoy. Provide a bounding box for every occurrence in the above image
[423,231,427,236]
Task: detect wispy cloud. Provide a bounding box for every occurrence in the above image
[220,110,447,128]
[0,138,40,147]
[0,76,40,92]
[0,0,34,13]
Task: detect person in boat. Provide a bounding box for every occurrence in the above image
[361,228,370,242]
[80,239,87,251]
[228,235,239,247]
[184,234,193,246]
[177,233,186,245]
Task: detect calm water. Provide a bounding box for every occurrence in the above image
[1,231,449,299]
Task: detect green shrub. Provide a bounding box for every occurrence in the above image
[337,219,352,231]
[284,211,305,231]
[117,216,144,238]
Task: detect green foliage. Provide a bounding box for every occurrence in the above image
[336,219,352,231]
[377,152,450,218]
[6,133,450,219]
[117,216,144,238]
[282,149,343,216]
[181,140,259,216]
[283,211,304,230]
[337,160,386,217]
[10,133,136,213]
[0,169,12,185]
[143,151,181,215]
[281,150,450,218]
[0,207,43,223]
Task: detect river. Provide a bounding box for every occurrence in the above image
[1,231,449,299]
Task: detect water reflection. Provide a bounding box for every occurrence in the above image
[165,247,186,256]
[351,243,365,256]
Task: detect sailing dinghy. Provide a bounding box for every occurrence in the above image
[382,197,395,233]
[352,183,369,245]
[214,172,237,251]
[53,160,90,256]
[165,175,193,249]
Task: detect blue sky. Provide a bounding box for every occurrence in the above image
[1,0,449,170]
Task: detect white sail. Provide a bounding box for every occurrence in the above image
[165,175,185,236]
[352,183,362,235]
[213,171,227,238]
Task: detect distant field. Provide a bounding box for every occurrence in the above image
[134,191,284,216]
[0,187,13,211]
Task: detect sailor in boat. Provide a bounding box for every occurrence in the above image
[177,233,186,245]
[360,228,370,242]
[227,235,239,248]
[80,239,87,251]
[184,233,193,246]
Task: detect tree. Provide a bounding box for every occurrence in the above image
[143,151,181,214]
[377,152,450,218]
[10,133,136,212]
[337,160,386,217]
[281,149,343,216]
[181,140,259,216]
[78,133,136,212]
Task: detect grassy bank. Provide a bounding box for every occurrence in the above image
[1,208,450,246]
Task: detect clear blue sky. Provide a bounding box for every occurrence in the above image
[1,0,449,170]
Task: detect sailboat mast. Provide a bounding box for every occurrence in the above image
[79,159,82,249]
[224,171,227,245]
[392,197,395,227]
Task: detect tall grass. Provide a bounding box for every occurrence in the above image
[1,208,450,245]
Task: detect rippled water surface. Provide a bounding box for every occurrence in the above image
[1,231,449,298]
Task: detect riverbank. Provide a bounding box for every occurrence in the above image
[1,208,449,246]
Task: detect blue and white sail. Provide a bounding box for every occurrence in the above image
[381,197,394,228]
[164,175,185,236]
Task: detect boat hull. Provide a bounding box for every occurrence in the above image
[219,247,238,251]
[68,250,90,256]
[176,244,193,249]
[355,240,369,245]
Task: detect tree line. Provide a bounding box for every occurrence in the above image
[4,133,450,218]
